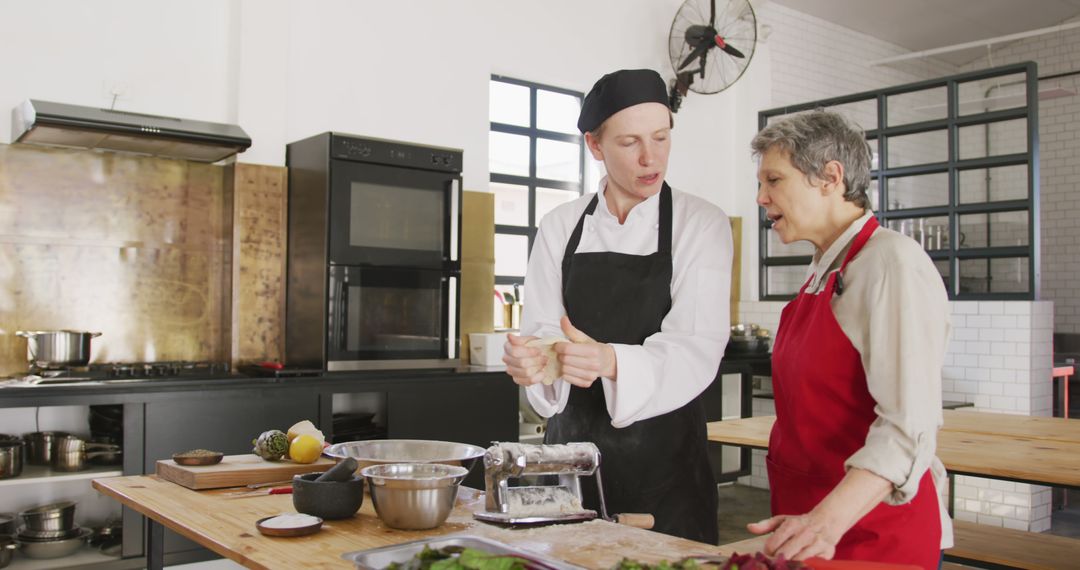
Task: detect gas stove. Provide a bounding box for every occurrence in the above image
[13,361,234,385]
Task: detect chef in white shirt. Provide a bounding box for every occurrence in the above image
[502,68,733,543]
[745,110,952,570]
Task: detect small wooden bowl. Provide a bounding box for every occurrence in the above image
[172,452,224,466]
[255,515,323,537]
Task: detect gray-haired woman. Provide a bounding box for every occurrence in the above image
[746,110,952,570]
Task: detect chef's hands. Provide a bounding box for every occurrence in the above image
[747,512,840,561]
[501,317,617,387]
[503,334,546,386]
[554,316,617,387]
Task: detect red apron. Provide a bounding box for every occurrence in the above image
[767,217,941,570]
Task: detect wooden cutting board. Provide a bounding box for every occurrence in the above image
[155,454,334,490]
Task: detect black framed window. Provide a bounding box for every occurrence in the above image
[758,62,1039,301]
[489,75,586,319]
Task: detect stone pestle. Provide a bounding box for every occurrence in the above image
[314,457,358,482]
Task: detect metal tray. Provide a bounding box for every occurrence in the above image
[473,509,597,525]
[342,534,585,570]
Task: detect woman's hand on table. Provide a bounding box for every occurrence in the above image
[747,512,840,561]
[503,333,547,386]
[555,316,617,387]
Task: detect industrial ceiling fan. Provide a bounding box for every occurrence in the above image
[668,0,758,111]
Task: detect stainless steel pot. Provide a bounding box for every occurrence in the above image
[23,432,70,466]
[0,512,16,536]
[19,502,76,533]
[0,436,22,480]
[16,330,101,369]
[52,436,119,472]
[0,536,15,569]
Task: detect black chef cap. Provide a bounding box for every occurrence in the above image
[577,69,669,134]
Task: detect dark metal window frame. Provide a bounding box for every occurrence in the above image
[490,75,586,286]
[758,62,1040,301]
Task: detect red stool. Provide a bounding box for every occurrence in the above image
[1052,365,1073,419]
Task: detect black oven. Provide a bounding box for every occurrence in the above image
[286,132,462,370]
[326,266,457,363]
[329,151,459,270]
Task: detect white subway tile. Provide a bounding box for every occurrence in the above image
[1005,303,1032,315]
[952,302,979,315]
[967,315,991,328]
[980,302,1005,315]
[991,315,1017,329]
[953,328,979,341]
[979,328,1005,342]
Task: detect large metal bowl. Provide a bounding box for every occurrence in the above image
[361,463,468,530]
[324,440,485,472]
[19,502,76,533]
[17,528,89,559]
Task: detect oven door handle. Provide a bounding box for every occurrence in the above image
[446,177,460,264]
[336,275,349,352]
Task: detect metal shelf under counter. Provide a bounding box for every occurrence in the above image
[0,464,122,488]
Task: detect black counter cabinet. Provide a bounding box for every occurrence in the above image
[0,366,518,570]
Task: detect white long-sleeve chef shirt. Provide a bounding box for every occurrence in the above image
[803,210,953,548]
[521,178,732,428]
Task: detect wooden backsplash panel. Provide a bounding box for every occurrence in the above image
[0,144,232,374]
[228,163,287,365]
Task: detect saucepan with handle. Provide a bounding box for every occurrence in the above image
[15,331,102,369]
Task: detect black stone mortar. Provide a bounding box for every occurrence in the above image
[291,472,364,520]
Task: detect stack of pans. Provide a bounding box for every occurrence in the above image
[16,502,90,559]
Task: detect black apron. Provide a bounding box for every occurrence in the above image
[544,183,718,544]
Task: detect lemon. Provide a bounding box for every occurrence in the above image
[289,434,322,464]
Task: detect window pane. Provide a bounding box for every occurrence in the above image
[489,132,530,176]
[958,258,1029,294]
[958,211,1028,249]
[492,182,528,227]
[868,138,880,171]
[537,90,580,134]
[886,129,947,168]
[959,165,1028,203]
[958,73,1027,115]
[765,224,814,257]
[990,257,1029,293]
[495,233,529,277]
[887,86,947,126]
[934,259,951,293]
[490,81,530,127]
[536,187,577,226]
[766,266,807,297]
[886,215,949,252]
[886,172,948,210]
[958,118,1027,160]
[537,138,580,182]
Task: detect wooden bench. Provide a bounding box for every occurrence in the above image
[946,520,1080,569]
[718,521,1079,569]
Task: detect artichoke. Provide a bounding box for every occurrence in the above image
[252,429,289,461]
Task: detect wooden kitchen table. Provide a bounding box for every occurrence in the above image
[93,475,720,570]
[706,410,1080,489]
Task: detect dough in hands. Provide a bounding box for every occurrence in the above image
[525,336,568,385]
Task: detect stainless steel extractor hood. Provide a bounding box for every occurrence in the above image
[11,99,251,163]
